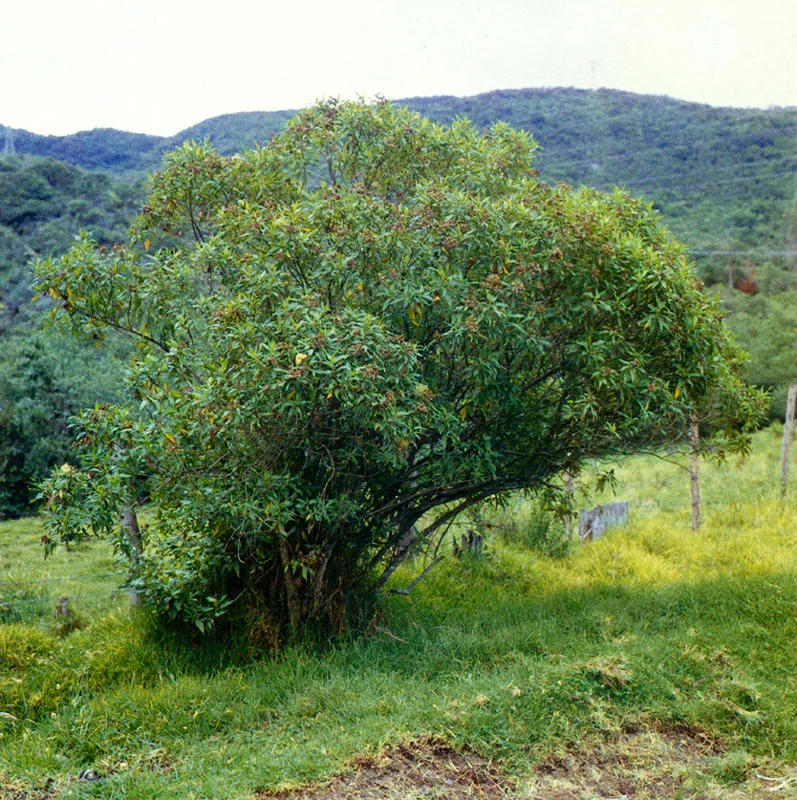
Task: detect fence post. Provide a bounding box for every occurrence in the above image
[781,384,797,499]
[689,420,701,531]
[56,596,70,619]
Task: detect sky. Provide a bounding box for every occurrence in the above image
[3,0,796,137]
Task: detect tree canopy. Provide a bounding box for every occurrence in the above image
[34,99,764,639]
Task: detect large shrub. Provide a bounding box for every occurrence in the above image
[34,100,764,638]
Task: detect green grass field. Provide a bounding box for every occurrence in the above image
[1,427,796,798]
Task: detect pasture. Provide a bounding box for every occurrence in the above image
[1,425,796,798]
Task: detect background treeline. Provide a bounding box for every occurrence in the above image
[1,87,795,516]
[0,158,140,514]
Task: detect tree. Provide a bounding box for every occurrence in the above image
[34,99,765,639]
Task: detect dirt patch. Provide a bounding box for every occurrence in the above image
[0,780,58,800]
[256,725,797,800]
[528,724,744,800]
[256,736,516,799]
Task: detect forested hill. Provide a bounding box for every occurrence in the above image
[3,110,298,173]
[0,88,795,515]
[407,89,797,258]
[5,87,796,262]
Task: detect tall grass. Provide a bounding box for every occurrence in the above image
[0,427,795,798]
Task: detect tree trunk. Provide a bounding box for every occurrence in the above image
[688,421,701,531]
[781,384,797,499]
[278,534,304,633]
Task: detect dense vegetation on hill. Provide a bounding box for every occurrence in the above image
[0,157,140,514]
[0,156,145,326]
[0,88,794,516]
[4,110,297,174]
[7,88,795,256]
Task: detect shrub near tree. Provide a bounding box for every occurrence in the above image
[34,100,765,640]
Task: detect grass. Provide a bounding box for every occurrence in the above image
[0,520,125,628]
[0,426,796,798]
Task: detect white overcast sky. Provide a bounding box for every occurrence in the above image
[3,0,796,136]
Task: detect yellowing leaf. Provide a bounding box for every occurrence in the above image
[295,353,308,366]
[164,433,176,444]
[144,239,151,252]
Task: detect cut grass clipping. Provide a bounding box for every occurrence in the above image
[0,425,796,798]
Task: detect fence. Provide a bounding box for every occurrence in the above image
[578,501,630,541]
[0,571,126,623]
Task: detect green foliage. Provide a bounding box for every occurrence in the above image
[497,499,574,558]
[34,100,764,639]
[0,327,127,517]
[4,89,795,456]
[721,289,797,420]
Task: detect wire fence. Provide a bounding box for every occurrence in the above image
[0,569,128,621]
[2,414,794,623]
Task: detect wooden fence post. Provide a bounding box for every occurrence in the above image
[689,420,701,531]
[56,596,70,619]
[781,384,797,499]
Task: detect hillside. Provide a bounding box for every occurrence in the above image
[0,88,795,515]
[3,110,297,174]
[0,157,146,329]
[5,88,796,262]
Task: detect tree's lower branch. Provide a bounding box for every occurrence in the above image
[384,556,443,596]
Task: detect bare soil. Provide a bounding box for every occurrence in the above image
[528,724,723,799]
[256,726,797,800]
[256,736,516,799]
